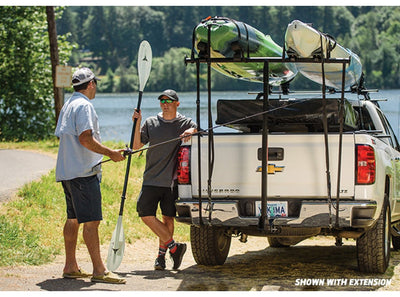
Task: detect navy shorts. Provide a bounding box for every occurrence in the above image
[61,175,102,224]
[137,185,178,217]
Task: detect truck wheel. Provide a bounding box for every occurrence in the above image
[392,235,400,250]
[190,225,231,266]
[356,197,391,273]
[392,222,400,250]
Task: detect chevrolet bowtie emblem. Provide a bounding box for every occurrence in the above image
[256,164,285,174]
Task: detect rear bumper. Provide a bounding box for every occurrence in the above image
[176,199,377,229]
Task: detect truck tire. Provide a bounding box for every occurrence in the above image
[190,225,231,266]
[392,234,400,250]
[356,197,391,273]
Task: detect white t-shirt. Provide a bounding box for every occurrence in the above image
[55,92,103,181]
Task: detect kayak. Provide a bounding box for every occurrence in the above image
[285,20,362,90]
[194,16,298,86]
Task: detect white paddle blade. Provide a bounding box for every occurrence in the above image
[138,40,152,92]
[106,216,125,271]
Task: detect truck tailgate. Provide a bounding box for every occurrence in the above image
[190,133,355,198]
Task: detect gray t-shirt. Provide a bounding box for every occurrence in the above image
[55,92,102,181]
[140,112,197,187]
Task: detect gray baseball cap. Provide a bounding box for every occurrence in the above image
[158,89,179,101]
[72,67,101,86]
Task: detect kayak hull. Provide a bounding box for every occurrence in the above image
[285,20,362,90]
[194,17,298,86]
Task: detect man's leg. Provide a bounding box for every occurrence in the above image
[142,215,186,270]
[158,215,174,250]
[82,220,106,276]
[163,215,174,236]
[161,215,177,251]
[153,216,175,270]
[141,216,172,243]
[82,220,126,284]
[63,218,80,274]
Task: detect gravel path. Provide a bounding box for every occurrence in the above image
[0,236,399,292]
[0,149,55,202]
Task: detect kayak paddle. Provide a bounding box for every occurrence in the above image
[106,40,152,271]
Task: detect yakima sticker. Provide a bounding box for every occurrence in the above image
[256,164,285,174]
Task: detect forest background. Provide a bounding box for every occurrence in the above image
[2,6,400,141]
[57,6,400,92]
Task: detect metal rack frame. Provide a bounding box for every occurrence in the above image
[184,26,351,232]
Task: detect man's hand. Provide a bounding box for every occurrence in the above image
[180,128,197,143]
[132,109,145,150]
[132,108,142,122]
[109,149,126,162]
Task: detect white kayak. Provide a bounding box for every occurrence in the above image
[285,20,362,90]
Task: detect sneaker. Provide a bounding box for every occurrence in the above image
[154,256,166,270]
[170,243,187,270]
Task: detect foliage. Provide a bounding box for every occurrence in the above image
[0,215,55,266]
[148,47,199,92]
[0,7,73,141]
[2,6,400,142]
[57,6,400,92]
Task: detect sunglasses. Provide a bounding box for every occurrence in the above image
[160,99,175,104]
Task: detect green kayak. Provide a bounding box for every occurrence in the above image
[194,16,298,86]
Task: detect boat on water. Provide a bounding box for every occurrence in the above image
[285,19,363,90]
[194,16,298,86]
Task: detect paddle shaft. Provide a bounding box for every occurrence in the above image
[118,90,143,216]
[98,99,311,164]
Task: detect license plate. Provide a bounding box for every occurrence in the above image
[255,201,288,218]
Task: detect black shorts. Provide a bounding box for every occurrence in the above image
[136,185,178,217]
[61,175,102,224]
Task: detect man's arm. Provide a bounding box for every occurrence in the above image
[180,127,197,143]
[79,130,125,162]
[132,109,145,150]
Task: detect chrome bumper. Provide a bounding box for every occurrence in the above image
[176,200,377,228]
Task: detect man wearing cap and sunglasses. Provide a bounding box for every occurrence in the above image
[132,89,197,270]
[55,67,126,284]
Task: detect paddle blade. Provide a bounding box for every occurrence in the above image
[138,40,152,92]
[106,216,125,271]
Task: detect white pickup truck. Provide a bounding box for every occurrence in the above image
[175,95,400,273]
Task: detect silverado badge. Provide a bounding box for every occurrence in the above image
[256,164,285,174]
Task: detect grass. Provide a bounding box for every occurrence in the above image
[0,139,190,267]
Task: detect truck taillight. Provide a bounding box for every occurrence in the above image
[177,146,191,184]
[356,144,375,184]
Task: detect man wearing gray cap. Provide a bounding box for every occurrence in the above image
[55,67,126,284]
[132,89,197,270]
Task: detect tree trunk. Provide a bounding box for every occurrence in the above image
[46,6,63,124]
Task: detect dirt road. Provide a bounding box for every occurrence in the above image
[0,236,399,292]
[0,149,55,202]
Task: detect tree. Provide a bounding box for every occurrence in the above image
[148,47,199,92]
[46,6,63,124]
[57,6,400,91]
[0,6,72,141]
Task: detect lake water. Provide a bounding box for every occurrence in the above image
[81,89,400,143]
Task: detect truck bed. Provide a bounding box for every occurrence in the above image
[187,133,356,199]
